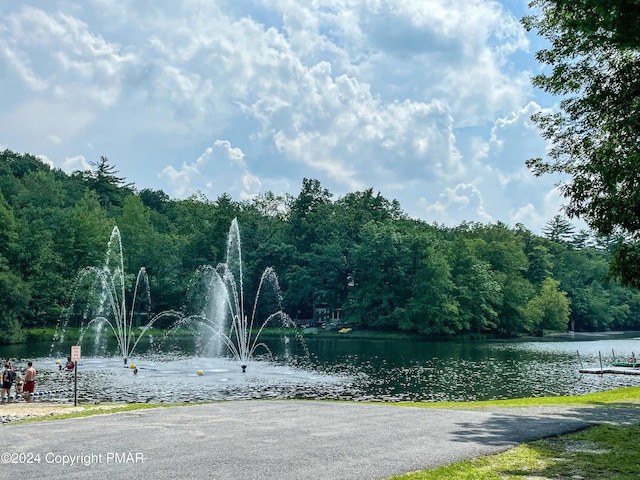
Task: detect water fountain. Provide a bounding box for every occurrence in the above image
[53,226,180,363]
[42,220,337,404]
[170,218,299,371]
[29,224,640,404]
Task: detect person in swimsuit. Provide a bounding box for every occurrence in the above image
[14,374,24,397]
[1,363,13,402]
[23,361,36,402]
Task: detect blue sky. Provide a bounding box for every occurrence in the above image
[0,0,572,233]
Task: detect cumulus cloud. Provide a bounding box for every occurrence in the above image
[35,154,54,169]
[420,183,494,226]
[161,140,260,200]
[62,155,91,173]
[510,186,577,233]
[0,4,136,151]
[0,0,565,233]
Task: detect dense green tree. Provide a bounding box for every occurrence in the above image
[65,191,115,272]
[5,170,73,326]
[524,277,571,335]
[287,178,333,250]
[83,156,134,211]
[118,195,157,269]
[402,238,459,335]
[0,148,639,342]
[0,149,49,182]
[0,266,30,342]
[523,1,640,287]
[139,188,170,214]
[167,193,221,272]
[333,189,399,242]
[460,223,534,334]
[0,190,29,340]
[551,244,614,331]
[347,221,414,329]
[449,238,502,334]
[116,195,185,313]
[0,190,19,263]
[543,215,575,243]
[525,244,554,285]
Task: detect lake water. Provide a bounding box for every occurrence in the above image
[2,331,640,404]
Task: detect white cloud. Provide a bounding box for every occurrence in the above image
[62,155,90,173]
[35,154,54,169]
[510,186,574,233]
[46,135,63,145]
[421,183,494,226]
[0,0,568,234]
[161,140,259,200]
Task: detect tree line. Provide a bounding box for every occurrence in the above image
[0,150,638,344]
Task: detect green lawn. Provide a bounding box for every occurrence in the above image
[388,386,640,480]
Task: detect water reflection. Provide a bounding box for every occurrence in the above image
[2,332,640,404]
[303,333,640,402]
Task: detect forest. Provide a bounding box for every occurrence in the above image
[0,149,638,344]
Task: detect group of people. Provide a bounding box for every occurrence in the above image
[1,360,36,402]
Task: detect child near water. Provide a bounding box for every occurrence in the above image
[15,374,24,397]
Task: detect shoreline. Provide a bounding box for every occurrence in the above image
[0,401,127,424]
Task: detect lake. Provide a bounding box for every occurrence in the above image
[1,331,640,404]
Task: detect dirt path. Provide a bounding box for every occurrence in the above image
[0,401,127,422]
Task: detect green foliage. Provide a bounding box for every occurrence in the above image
[524,277,571,335]
[349,220,414,329]
[0,150,639,343]
[83,156,134,211]
[523,1,640,288]
[391,387,640,480]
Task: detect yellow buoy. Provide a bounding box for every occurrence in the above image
[129,364,136,369]
[197,369,204,376]
[55,359,61,365]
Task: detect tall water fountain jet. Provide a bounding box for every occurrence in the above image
[198,218,296,371]
[54,226,179,363]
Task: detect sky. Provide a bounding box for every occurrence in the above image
[0,0,573,234]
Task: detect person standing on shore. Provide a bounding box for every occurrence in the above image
[23,361,36,402]
[1,363,15,402]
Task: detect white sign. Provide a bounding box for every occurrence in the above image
[71,345,81,362]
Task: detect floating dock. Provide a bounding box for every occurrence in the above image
[580,367,640,375]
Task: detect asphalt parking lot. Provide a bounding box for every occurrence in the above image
[3,400,637,480]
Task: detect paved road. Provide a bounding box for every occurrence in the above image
[2,400,638,480]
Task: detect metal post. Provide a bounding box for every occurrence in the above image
[598,351,603,374]
[576,350,583,369]
[74,361,78,406]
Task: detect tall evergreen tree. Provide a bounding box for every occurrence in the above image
[84,157,134,210]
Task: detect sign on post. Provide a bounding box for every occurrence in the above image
[71,346,81,406]
[71,345,81,362]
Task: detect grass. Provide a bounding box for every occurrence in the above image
[392,385,640,409]
[26,326,197,343]
[27,325,310,344]
[387,386,640,480]
[389,423,640,480]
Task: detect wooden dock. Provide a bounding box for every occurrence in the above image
[580,367,640,375]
